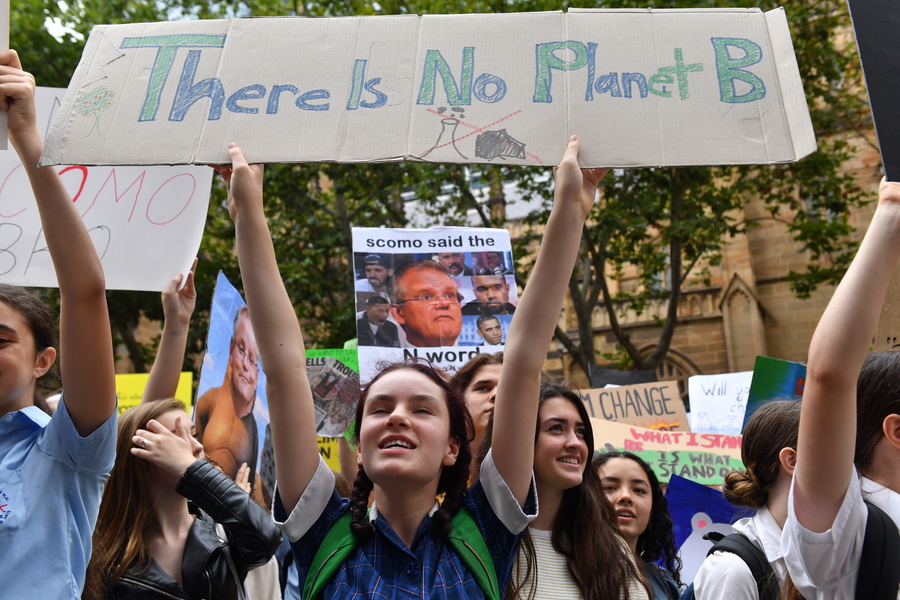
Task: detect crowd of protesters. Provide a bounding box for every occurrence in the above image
[3,48,900,600]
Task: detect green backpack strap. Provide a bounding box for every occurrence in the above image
[302,506,499,600]
[447,506,500,600]
[302,511,356,600]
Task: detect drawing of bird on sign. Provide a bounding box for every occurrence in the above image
[475,129,526,161]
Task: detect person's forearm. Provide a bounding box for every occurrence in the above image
[143,319,190,402]
[796,186,900,532]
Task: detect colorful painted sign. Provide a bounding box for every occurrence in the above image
[593,418,743,485]
[743,355,805,431]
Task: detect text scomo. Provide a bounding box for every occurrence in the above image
[122,34,768,123]
[0,164,200,278]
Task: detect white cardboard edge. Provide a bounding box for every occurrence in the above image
[765,7,817,160]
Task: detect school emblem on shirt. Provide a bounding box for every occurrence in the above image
[0,489,11,525]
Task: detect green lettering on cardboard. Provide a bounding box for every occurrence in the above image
[417,48,474,105]
[533,41,587,103]
[711,37,766,103]
[657,48,703,100]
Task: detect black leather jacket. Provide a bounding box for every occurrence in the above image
[110,459,282,600]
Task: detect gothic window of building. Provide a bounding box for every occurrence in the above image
[639,345,701,408]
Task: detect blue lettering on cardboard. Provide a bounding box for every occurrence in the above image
[119,34,227,122]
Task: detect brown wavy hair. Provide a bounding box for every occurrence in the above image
[723,400,801,509]
[83,399,186,599]
[508,381,648,600]
[449,351,504,396]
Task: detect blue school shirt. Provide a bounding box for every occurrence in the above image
[274,451,537,599]
[0,398,117,598]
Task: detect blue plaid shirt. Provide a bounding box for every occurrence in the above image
[274,452,536,599]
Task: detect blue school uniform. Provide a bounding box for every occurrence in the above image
[0,397,116,598]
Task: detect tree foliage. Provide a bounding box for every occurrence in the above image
[11,0,873,383]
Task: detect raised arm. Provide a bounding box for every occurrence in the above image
[0,50,115,435]
[142,259,197,403]
[216,143,317,514]
[794,179,900,532]
[491,136,607,505]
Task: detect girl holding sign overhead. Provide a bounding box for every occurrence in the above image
[782,178,900,599]
[0,51,118,598]
[216,135,605,599]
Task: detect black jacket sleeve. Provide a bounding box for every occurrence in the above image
[176,459,283,571]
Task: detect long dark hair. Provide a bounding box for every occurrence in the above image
[509,381,648,600]
[594,450,683,588]
[349,361,474,541]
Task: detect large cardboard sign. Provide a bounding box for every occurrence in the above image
[352,226,514,382]
[40,9,814,169]
[848,0,900,182]
[0,87,212,291]
[687,370,752,434]
[579,381,689,431]
[593,418,743,485]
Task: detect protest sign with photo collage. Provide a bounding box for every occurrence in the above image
[352,226,514,382]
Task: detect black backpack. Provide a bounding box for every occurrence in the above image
[679,531,778,600]
[679,501,900,600]
[857,500,900,600]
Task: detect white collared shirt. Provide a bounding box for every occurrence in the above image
[693,505,786,600]
[782,466,900,600]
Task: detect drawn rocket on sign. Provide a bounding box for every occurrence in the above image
[475,129,526,161]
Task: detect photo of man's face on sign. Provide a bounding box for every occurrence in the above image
[390,259,464,348]
[352,228,516,382]
[434,251,474,277]
[196,272,271,506]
